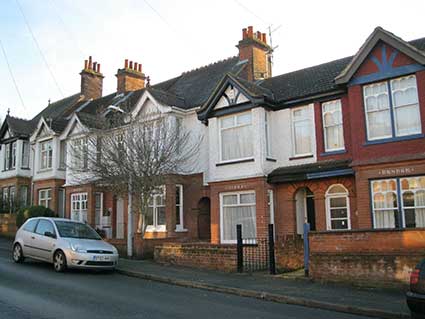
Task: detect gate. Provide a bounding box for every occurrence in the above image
[236,224,276,274]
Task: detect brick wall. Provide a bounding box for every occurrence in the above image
[309,229,425,287]
[0,214,17,237]
[154,242,237,272]
[33,179,65,213]
[275,235,304,271]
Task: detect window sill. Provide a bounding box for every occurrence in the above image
[216,158,254,166]
[266,157,277,162]
[320,149,346,156]
[21,167,30,170]
[1,169,16,172]
[145,226,166,233]
[175,227,188,233]
[364,133,424,146]
[37,168,53,173]
[289,154,313,161]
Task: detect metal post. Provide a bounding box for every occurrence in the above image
[268,224,276,275]
[237,224,243,273]
[127,175,133,258]
[303,222,310,277]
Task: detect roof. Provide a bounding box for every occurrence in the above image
[0,115,34,139]
[31,93,82,123]
[259,35,425,104]
[267,160,353,184]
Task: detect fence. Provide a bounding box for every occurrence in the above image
[236,224,276,274]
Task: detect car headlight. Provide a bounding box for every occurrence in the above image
[70,243,87,253]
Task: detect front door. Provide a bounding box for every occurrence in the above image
[116,198,124,239]
[306,189,316,231]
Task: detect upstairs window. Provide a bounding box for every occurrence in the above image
[292,106,313,156]
[322,100,344,151]
[219,112,253,162]
[4,141,16,170]
[59,140,67,169]
[22,141,30,168]
[40,140,53,170]
[73,137,88,170]
[363,75,420,141]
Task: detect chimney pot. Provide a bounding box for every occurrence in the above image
[97,63,101,73]
[93,62,97,71]
[262,33,267,43]
[256,31,261,40]
[242,28,247,39]
[138,63,142,72]
[129,61,133,69]
[84,60,88,69]
[247,26,253,38]
[88,56,93,69]
[125,59,129,68]
[134,62,138,70]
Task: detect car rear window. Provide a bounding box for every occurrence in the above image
[23,219,38,233]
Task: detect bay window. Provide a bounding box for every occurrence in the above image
[292,106,312,156]
[220,191,256,243]
[40,140,53,169]
[325,184,350,230]
[363,75,420,141]
[39,189,52,209]
[322,100,344,151]
[219,112,253,162]
[146,187,166,232]
[73,138,88,170]
[4,141,16,170]
[22,141,30,168]
[372,176,425,229]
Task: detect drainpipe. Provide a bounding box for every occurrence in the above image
[30,144,35,205]
[127,175,133,257]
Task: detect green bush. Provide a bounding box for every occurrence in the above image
[16,206,57,228]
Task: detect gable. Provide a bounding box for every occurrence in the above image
[3,129,11,140]
[132,91,171,120]
[214,85,250,109]
[350,41,423,85]
[37,123,51,139]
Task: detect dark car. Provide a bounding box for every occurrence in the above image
[407,259,425,318]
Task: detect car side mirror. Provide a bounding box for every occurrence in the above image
[44,231,56,239]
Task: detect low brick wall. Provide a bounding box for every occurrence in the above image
[275,235,304,272]
[309,228,425,287]
[154,242,237,272]
[0,214,17,238]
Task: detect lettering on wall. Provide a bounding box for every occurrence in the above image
[223,184,249,191]
[377,167,415,176]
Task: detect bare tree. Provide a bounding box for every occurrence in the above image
[68,111,201,239]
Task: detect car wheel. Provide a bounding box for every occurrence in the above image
[12,243,24,263]
[53,250,67,272]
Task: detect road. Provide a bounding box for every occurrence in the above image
[0,248,373,319]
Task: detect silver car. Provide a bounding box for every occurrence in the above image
[12,217,119,272]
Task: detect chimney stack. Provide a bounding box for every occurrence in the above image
[80,56,104,100]
[116,59,146,93]
[237,26,272,81]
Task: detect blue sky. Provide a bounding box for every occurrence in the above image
[1,0,425,120]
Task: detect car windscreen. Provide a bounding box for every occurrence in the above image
[54,221,101,240]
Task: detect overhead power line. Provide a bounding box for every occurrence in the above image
[0,39,26,110]
[15,0,64,97]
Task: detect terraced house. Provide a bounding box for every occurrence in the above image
[1,25,425,285]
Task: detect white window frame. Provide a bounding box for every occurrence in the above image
[146,186,166,232]
[325,184,351,230]
[363,75,421,141]
[265,111,272,157]
[175,184,186,232]
[38,189,52,209]
[22,141,30,168]
[219,190,256,244]
[40,140,53,170]
[322,99,345,152]
[71,192,88,223]
[73,137,88,170]
[218,111,253,163]
[4,141,16,170]
[291,105,313,157]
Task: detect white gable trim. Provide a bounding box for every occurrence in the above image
[59,113,89,140]
[131,90,172,119]
[30,117,55,142]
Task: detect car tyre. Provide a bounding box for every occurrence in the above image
[53,250,67,273]
[12,243,24,263]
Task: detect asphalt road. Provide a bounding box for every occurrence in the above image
[0,249,373,319]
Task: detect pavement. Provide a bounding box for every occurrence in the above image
[0,237,410,319]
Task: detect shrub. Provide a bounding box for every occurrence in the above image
[16,206,57,228]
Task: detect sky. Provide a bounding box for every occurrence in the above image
[0,0,424,120]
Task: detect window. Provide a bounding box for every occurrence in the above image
[23,219,38,232]
[292,106,313,156]
[19,186,28,207]
[73,138,88,170]
[2,188,8,210]
[146,187,166,232]
[265,111,272,157]
[372,176,425,229]
[39,189,52,209]
[220,191,256,243]
[40,140,53,169]
[35,219,55,236]
[219,112,253,162]
[326,185,351,230]
[71,193,88,223]
[9,186,15,212]
[267,189,274,226]
[363,75,420,141]
[3,141,16,170]
[59,140,67,169]
[322,100,344,151]
[22,141,29,168]
[175,184,185,231]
